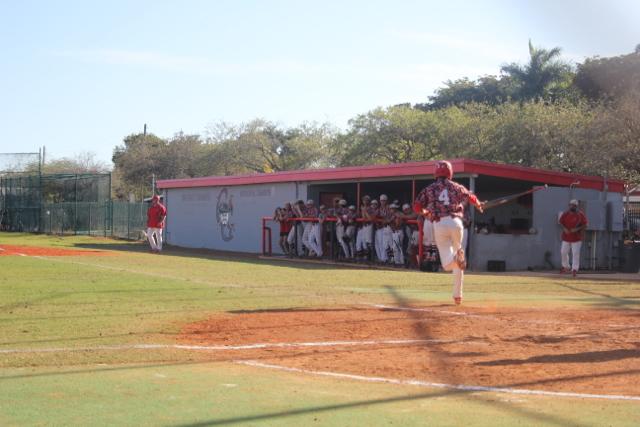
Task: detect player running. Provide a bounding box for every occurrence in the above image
[414,160,484,305]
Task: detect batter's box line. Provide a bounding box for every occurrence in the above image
[236,360,640,402]
[0,338,487,355]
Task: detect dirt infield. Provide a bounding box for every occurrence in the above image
[179,305,640,396]
[0,244,111,257]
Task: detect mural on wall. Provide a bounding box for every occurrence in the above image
[216,188,235,241]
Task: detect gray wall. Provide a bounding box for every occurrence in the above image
[470,187,623,271]
[165,182,307,253]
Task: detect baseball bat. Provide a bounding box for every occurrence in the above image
[482,184,548,211]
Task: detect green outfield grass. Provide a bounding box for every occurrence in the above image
[1,233,639,426]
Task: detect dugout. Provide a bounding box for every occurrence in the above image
[157,159,626,271]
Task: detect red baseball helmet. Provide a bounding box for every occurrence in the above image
[434,160,452,179]
[151,194,160,202]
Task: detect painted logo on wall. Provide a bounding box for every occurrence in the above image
[216,188,235,241]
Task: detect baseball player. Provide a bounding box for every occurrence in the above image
[356,195,374,259]
[146,194,167,253]
[300,199,319,256]
[401,203,419,263]
[559,199,588,277]
[274,203,293,255]
[388,203,405,265]
[375,195,391,263]
[344,205,358,259]
[414,160,484,305]
[334,199,350,259]
[288,200,305,256]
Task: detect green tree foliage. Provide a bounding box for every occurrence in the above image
[574,50,640,100]
[337,106,441,166]
[338,100,640,183]
[418,75,514,110]
[204,119,336,174]
[501,40,573,101]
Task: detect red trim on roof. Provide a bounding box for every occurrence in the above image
[157,159,625,193]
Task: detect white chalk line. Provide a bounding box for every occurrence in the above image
[368,304,631,328]
[0,338,470,354]
[236,360,640,402]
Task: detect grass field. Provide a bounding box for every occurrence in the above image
[1,233,639,426]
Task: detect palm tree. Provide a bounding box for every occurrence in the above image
[501,40,571,101]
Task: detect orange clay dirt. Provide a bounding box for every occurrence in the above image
[179,305,640,396]
[0,244,111,257]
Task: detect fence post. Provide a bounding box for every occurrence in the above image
[127,202,130,240]
[88,203,92,236]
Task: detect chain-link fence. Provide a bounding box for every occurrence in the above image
[1,167,148,239]
[39,201,147,239]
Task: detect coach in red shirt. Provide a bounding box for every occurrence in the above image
[147,195,167,253]
[559,199,588,277]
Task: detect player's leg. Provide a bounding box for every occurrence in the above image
[311,223,323,257]
[147,227,157,252]
[392,230,404,265]
[433,219,456,271]
[560,241,571,272]
[286,225,298,256]
[346,225,356,258]
[302,222,313,254]
[383,226,393,262]
[355,226,364,253]
[571,241,582,273]
[336,223,347,258]
[155,228,163,252]
[434,217,464,304]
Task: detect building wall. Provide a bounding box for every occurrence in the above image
[165,182,307,253]
[470,187,624,271]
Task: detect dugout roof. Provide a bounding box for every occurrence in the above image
[157,158,625,193]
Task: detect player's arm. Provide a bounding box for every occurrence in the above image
[462,188,484,213]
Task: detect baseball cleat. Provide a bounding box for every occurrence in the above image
[560,267,568,274]
[454,248,466,270]
[454,297,462,305]
[572,270,577,278]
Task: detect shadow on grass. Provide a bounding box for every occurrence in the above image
[71,242,416,273]
[556,283,640,309]
[4,358,635,426]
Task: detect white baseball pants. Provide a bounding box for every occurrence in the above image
[287,224,303,255]
[391,229,404,265]
[356,224,373,252]
[422,219,436,246]
[308,223,323,256]
[561,241,582,271]
[147,227,163,252]
[433,216,464,299]
[337,223,354,258]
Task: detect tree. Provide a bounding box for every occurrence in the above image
[419,75,514,110]
[205,119,336,174]
[112,133,168,199]
[337,106,441,166]
[574,50,640,100]
[500,40,573,101]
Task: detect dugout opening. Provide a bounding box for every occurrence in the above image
[473,176,544,235]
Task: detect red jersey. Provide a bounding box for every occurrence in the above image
[147,203,167,228]
[559,210,588,242]
[414,179,479,222]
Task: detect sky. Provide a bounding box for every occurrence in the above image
[1,0,639,167]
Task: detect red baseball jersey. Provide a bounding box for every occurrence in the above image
[147,203,167,228]
[414,179,479,222]
[559,210,588,242]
